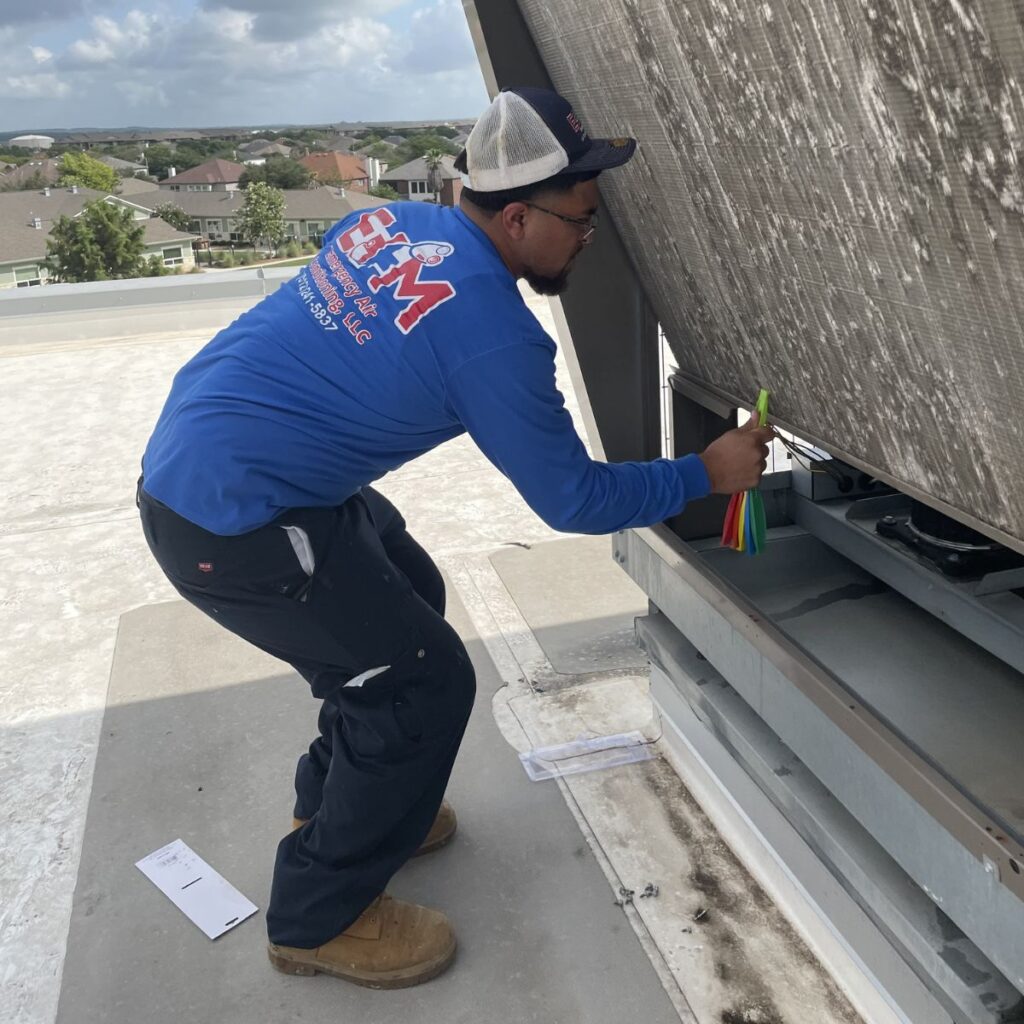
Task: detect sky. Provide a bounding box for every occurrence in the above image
[0,0,491,131]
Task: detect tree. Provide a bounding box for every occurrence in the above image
[143,144,177,179]
[423,149,445,203]
[44,199,145,283]
[368,183,399,201]
[0,169,51,193]
[239,181,286,251]
[239,155,312,190]
[105,143,147,164]
[174,140,237,166]
[361,141,397,162]
[59,151,119,193]
[142,254,170,277]
[279,127,333,147]
[398,133,459,164]
[154,202,192,232]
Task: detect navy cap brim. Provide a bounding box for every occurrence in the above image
[564,136,637,174]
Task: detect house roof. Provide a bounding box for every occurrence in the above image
[62,130,207,145]
[1,159,62,189]
[97,155,145,172]
[161,158,245,186]
[383,135,407,146]
[319,135,359,153]
[246,143,292,158]
[151,185,387,222]
[237,138,292,155]
[115,177,161,196]
[380,154,459,183]
[0,187,196,265]
[299,152,368,183]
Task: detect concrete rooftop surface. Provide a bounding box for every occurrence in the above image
[0,275,862,1024]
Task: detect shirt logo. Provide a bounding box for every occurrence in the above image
[337,208,410,266]
[337,209,457,336]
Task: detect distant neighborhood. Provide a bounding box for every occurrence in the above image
[0,120,474,290]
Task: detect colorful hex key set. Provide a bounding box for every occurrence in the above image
[721,389,769,556]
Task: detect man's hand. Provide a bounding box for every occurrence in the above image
[699,415,774,494]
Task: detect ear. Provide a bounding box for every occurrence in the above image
[500,202,529,241]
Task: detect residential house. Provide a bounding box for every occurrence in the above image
[151,185,388,247]
[97,154,148,176]
[237,140,293,165]
[318,135,359,153]
[195,127,250,142]
[299,152,370,190]
[62,130,206,148]
[380,154,462,205]
[0,159,62,191]
[0,186,198,289]
[159,158,245,192]
[115,178,161,198]
[382,135,407,147]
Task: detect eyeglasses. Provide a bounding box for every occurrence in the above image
[523,202,599,242]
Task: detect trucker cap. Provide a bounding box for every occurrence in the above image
[458,86,636,192]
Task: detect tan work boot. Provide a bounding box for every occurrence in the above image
[267,894,456,988]
[292,799,457,857]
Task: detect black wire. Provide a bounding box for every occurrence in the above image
[776,434,853,489]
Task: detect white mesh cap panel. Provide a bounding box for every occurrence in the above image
[465,92,569,191]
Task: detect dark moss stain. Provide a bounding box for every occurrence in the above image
[721,1004,785,1024]
[641,759,860,1021]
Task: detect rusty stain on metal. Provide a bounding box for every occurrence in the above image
[516,0,1024,547]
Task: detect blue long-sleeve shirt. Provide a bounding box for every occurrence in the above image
[142,202,710,535]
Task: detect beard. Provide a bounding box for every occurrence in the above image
[524,248,582,296]
[524,268,571,296]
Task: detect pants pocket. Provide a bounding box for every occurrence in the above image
[279,524,316,601]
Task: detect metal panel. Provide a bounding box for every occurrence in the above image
[641,616,1023,1024]
[614,523,1024,989]
[508,0,1024,552]
[789,491,1024,675]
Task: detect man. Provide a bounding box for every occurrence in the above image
[138,86,772,989]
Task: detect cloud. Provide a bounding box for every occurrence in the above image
[198,0,410,42]
[0,0,84,27]
[0,73,71,99]
[194,7,254,44]
[0,0,488,129]
[119,81,169,108]
[169,8,393,78]
[66,10,162,66]
[399,0,477,75]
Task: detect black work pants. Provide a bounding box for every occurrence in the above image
[138,484,476,948]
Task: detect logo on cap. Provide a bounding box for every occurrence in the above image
[566,111,586,140]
